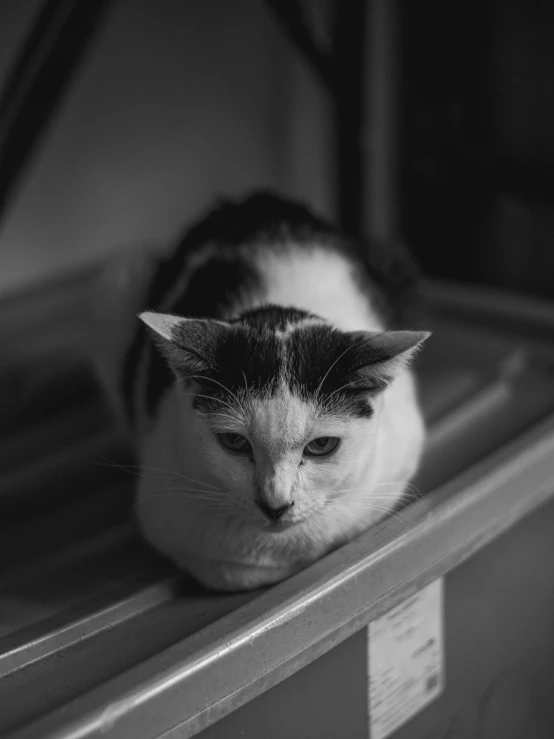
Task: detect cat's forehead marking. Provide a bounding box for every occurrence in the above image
[215,316,336,398]
[272,316,328,341]
[249,386,312,449]
[192,307,375,419]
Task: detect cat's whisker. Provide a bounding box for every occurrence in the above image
[176,373,250,419]
[332,479,422,496]
[314,344,357,398]
[142,486,230,500]
[138,493,227,504]
[321,378,362,407]
[240,369,249,395]
[334,493,419,503]
[140,470,224,490]
[358,497,415,512]
[186,374,244,410]
[332,485,412,495]
[375,480,422,496]
[177,387,242,417]
[99,466,223,489]
[189,503,232,517]
[337,493,419,503]
[136,480,228,496]
[353,502,415,526]
[334,479,420,492]
[331,486,420,502]
[94,455,224,490]
[134,490,231,509]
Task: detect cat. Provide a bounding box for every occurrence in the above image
[93,192,430,592]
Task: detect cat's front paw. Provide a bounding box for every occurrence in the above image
[179,554,301,592]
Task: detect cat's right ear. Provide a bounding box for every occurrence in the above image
[139,311,228,377]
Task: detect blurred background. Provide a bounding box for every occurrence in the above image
[1,0,553,300]
[0,0,330,296]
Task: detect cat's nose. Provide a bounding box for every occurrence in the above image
[255,499,294,521]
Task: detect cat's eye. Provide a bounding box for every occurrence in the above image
[217,432,251,453]
[303,436,340,457]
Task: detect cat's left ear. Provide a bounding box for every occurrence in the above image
[139,311,229,376]
[140,312,187,342]
[345,330,431,390]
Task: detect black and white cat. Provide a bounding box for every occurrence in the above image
[93,193,430,591]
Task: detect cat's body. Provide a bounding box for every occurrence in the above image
[94,193,429,591]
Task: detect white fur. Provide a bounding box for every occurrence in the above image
[256,245,383,331]
[95,242,427,591]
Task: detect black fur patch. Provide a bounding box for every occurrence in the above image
[168,309,387,419]
[122,192,420,420]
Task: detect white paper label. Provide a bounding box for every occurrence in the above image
[368,578,444,739]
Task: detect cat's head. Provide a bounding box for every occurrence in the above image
[140,306,429,532]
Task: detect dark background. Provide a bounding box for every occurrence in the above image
[0,0,553,300]
[401,0,554,298]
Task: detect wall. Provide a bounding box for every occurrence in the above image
[0,0,332,295]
